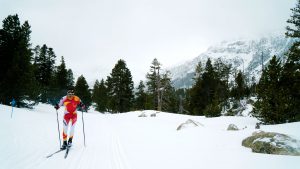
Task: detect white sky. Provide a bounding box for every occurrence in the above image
[0,0,296,85]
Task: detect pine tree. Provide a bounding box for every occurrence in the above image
[202,58,217,105]
[254,56,285,124]
[66,69,74,88]
[286,0,300,38]
[190,58,216,115]
[106,59,134,113]
[281,44,300,121]
[146,58,162,110]
[134,80,147,110]
[55,56,69,89]
[92,79,108,112]
[75,75,92,109]
[160,72,177,112]
[283,0,300,121]
[33,44,56,102]
[193,61,203,81]
[213,58,231,111]
[33,45,56,86]
[0,14,38,106]
[189,58,230,117]
[233,70,246,100]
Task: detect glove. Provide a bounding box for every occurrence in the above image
[54,104,59,110]
[79,102,86,112]
[82,105,86,112]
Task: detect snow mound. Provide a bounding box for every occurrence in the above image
[138,111,159,117]
[177,119,204,131]
[138,112,147,117]
[227,124,239,131]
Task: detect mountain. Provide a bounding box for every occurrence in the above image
[168,33,294,89]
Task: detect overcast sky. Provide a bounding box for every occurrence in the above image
[0,0,296,85]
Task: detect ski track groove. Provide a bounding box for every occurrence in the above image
[107,117,132,169]
[0,108,133,169]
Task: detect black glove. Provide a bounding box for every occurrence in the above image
[54,104,59,110]
[79,102,86,111]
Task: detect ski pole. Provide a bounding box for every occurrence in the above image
[56,109,62,148]
[11,98,16,119]
[11,106,13,119]
[81,109,86,147]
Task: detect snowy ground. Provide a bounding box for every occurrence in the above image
[0,104,299,169]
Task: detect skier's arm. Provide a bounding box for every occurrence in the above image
[54,96,66,110]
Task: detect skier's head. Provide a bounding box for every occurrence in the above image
[67,87,75,98]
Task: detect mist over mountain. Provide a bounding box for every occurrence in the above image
[168,33,294,89]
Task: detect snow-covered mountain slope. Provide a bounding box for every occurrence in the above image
[168,33,294,89]
[0,104,299,169]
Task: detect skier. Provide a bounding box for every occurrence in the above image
[54,88,86,150]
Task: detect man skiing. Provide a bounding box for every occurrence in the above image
[54,88,86,150]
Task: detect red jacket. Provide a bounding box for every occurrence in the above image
[58,95,81,114]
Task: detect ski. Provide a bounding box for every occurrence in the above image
[64,145,71,159]
[46,149,65,158]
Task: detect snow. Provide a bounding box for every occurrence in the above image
[0,103,299,169]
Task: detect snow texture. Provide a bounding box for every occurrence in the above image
[0,103,299,169]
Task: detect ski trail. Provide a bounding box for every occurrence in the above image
[105,116,133,169]
[0,105,133,169]
[110,133,132,169]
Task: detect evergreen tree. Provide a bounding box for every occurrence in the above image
[146,58,162,110]
[0,14,38,106]
[249,76,257,96]
[254,56,285,124]
[190,58,217,115]
[189,58,230,117]
[33,44,56,86]
[134,80,147,110]
[160,71,177,112]
[55,56,69,89]
[33,44,56,102]
[75,75,92,109]
[106,59,134,113]
[203,94,222,117]
[232,70,246,100]
[213,58,231,112]
[92,79,108,112]
[193,61,203,81]
[286,0,300,38]
[280,43,300,121]
[202,58,218,105]
[283,0,300,121]
[66,69,74,88]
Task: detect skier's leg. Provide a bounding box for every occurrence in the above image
[63,114,71,141]
[68,113,77,144]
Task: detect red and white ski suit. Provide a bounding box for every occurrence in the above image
[58,95,82,141]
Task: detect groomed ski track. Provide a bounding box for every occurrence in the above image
[0,104,132,169]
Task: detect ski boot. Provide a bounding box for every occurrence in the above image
[61,141,67,150]
[67,138,73,147]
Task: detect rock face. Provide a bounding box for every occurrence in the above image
[242,131,300,156]
[168,34,294,89]
[227,124,239,131]
[177,119,204,131]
